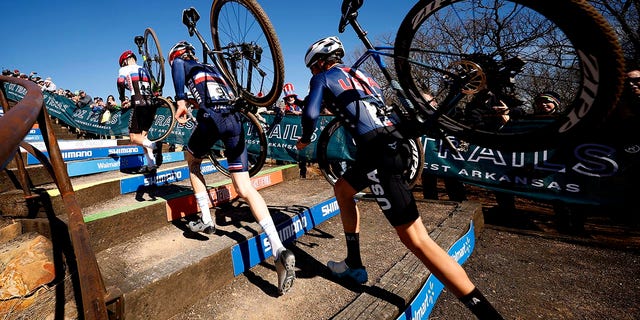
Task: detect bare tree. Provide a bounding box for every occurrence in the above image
[589,0,640,64]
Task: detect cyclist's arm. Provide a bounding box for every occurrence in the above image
[116,74,127,102]
[171,58,190,124]
[171,59,188,101]
[299,75,324,143]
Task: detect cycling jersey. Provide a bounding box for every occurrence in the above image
[117,64,153,106]
[300,64,418,226]
[117,63,155,133]
[171,58,235,115]
[300,64,395,144]
[171,58,248,172]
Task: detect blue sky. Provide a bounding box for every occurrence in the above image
[2,1,415,102]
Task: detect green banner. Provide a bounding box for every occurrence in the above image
[6,82,634,205]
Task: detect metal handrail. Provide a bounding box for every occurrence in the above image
[0,76,109,319]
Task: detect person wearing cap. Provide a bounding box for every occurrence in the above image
[281,83,308,177]
[73,90,93,109]
[533,91,561,115]
[282,83,303,115]
[41,77,57,93]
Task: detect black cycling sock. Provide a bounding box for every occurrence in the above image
[459,287,504,320]
[344,232,363,269]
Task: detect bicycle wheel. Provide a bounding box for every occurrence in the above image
[210,0,285,107]
[207,109,268,177]
[317,118,424,188]
[144,28,165,94]
[147,96,177,143]
[394,0,625,151]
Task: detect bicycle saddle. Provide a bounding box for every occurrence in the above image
[339,0,363,33]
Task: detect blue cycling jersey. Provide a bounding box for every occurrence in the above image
[300,64,395,143]
[170,57,249,172]
[171,58,235,113]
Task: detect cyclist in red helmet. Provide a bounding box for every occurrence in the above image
[168,41,296,295]
[296,36,504,319]
[117,50,162,174]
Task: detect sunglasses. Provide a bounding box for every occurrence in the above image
[628,77,640,85]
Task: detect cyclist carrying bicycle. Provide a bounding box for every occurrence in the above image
[168,41,296,296]
[117,50,162,174]
[295,36,504,319]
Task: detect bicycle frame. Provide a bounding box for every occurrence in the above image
[343,10,464,152]
[182,7,240,102]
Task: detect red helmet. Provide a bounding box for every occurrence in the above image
[119,50,136,67]
[168,41,196,66]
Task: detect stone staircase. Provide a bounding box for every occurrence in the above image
[0,144,484,319]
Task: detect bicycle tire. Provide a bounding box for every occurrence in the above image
[317,118,424,189]
[210,0,285,107]
[207,109,268,177]
[146,96,177,143]
[144,28,165,94]
[394,0,625,151]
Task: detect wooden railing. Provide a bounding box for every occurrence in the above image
[0,76,111,319]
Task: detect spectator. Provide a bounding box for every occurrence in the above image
[422,172,467,202]
[492,91,562,213]
[41,77,57,93]
[281,83,307,177]
[464,90,511,132]
[73,90,93,109]
[106,94,120,111]
[591,65,640,227]
[1,69,11,76]
[282,83,303,115]
[295,36,503,318]
[168,40,296,295]
[92,97,105,112]
[12,69,20,77]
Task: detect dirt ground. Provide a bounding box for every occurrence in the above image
[430,183,640,319]
[169,170,640,320]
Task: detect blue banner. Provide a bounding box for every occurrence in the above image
[231,197,340,276]
[27,145,144,165]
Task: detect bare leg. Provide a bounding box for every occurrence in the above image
[334,177,360,233]
[394,216,475,298]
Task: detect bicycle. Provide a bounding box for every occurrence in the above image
[134,28,165,95]
[132,28,177,144]
[316,0,625,186]
[179,3,283,177]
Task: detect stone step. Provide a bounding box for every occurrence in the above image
[95,172,337,319]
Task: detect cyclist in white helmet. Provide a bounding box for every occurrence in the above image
[296,36,504,319]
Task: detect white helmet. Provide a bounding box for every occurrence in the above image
[304,36,344,68]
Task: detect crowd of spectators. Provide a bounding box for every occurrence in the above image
[2,67,126,112]
[3,67,127,139]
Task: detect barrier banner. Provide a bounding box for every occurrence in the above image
[6,83,635,205]
[3,82,195,141]
[419,136,637,205]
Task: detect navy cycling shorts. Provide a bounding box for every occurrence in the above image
[186,108,248,173]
